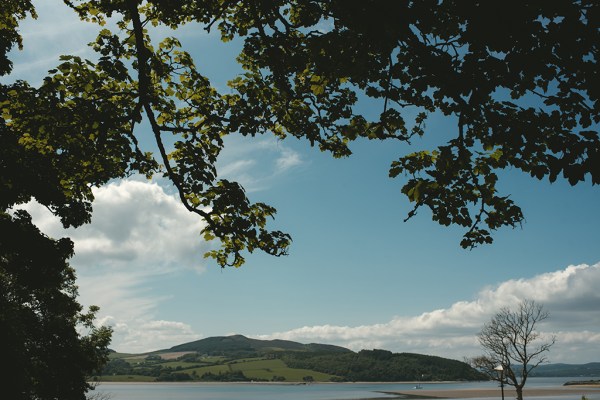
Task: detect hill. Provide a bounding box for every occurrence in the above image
[99,335,486,383]
[281,349,486,382]
[529,362,600,377]
[165,334,351,356]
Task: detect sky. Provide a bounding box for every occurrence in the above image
[4,1,600,364]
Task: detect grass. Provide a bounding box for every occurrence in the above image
[233,360,334,381]
[103,354,339,382]
[184,358,337,381]
[186,363,232,376]
[108,352,140,360]
[96,375,156,382]
[158,361,206,369]
[199,356,228,363]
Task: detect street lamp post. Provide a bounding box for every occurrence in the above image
[494,365,505,400]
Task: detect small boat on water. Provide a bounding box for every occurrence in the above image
[413,384,423,389]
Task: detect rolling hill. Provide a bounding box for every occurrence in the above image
[101,336,598,383]
[102,335,600,384]
[165,334,352,355]
[100,334,487,383]
[529,362,600,377]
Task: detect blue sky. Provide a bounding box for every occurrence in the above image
[5,1,600,363]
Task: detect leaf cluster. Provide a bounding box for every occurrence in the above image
[189,0,600,248]
[0,0,36,75]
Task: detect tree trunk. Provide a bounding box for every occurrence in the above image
[515,386,524,400]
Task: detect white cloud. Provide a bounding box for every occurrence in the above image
[218,137,305,192]
[24,179,209,272]
[11,137,305,353]
[255,263,600,363]
[76,268,203,353]
[218,159,257,177]
[107,318,201,353]
[276,147,303,172]
[19,179,208,353]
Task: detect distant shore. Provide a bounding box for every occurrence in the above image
[386,386,600,399]
[94,381,600,399]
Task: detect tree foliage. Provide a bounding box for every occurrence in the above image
[2,4,111,399]
[0,211,112,400]
[2,1,598,265]
[473,300,555,400]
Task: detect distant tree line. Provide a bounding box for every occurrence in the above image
[198,371,250,382]
[100,358,177,379]
[280,350,488,382]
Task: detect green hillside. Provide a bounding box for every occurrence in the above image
[97,335,486,383]
[529,362,600,377]
[166,334,351,355]
[281,349,487,381]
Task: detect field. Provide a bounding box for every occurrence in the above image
[97,353,337,382]
[96,375,156,382]
[184,359,334,381]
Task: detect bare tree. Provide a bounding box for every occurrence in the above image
[473,300,555,400]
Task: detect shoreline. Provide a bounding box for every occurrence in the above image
[94,381,600,388]
[92,382,600,400]
[94,382,600,396]
[386,386,600,399]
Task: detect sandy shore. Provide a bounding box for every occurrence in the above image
[388,386,600,399]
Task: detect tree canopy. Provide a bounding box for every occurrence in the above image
[2,0,598,266]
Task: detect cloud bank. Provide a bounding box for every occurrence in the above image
[255,263,600,363]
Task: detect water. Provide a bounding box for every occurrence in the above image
[93,378,600,400]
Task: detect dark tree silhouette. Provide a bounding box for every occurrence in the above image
[0,211,112,400]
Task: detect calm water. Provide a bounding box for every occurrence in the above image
[94,377,600,400]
